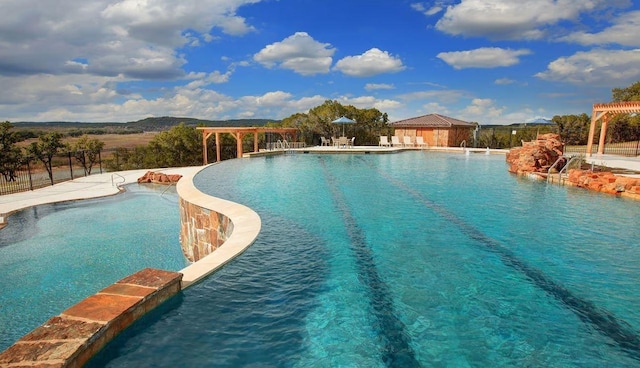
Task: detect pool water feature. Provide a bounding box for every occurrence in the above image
[90,152,640,367]
[0,184,189,352]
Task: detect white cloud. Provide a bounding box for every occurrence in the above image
[411,2,444,16]
[494,77,516,85]
[0,0,260,79]
[437,47,531,69]
[365,83,395,91]
[253,32,335,75]
[459,98,505,122]
[535,49,640,85]
[559,10,640,47]
[421,102,450,115]
[435,0,608,40]
[334,48,406,77]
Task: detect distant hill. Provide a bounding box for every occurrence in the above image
[126,117,278,131]
[12,117,280,133]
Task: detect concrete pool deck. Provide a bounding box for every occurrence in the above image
[0,167,204,226]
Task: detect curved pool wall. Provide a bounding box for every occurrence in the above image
[177,163,262,287]
[0,166,261,366]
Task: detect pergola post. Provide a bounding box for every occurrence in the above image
[254,132,259,153]
[597,114,609,155]
[202,131,213,165]
[234,132,243,158]
[586,113,599,157]
[215,132,221,163]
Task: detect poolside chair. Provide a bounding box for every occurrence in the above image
[379,136,390,147]
[403,136,413,147]
[348,137,355,148]
[415,136,428,149]
[331,137,339,147]
[320,137,330,146]
[391,136,402,147]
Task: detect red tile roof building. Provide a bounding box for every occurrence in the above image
[390,114,475,147]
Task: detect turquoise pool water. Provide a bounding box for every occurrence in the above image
[91,152,640,367]
[0,184,189,352]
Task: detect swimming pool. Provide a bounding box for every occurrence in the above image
[90,152,640,367]
[0,184,189,352]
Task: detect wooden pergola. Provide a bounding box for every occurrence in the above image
[197,127,299,164]
[587,101,640,156]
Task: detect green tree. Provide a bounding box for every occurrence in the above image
[70,135,105,175]
[146,123,202,167]
[26,132,66,185]
[279,100,390,145]
[552,113,590,145]
[609,81,640,142]
[612,81,640,102]
[0,121,23,181]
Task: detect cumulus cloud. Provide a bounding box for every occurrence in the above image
[459,98,505,122]
[0,0,258,79]
[253,32,335,75]
[559,10,640,47]
[334,48,406,77]
[535,49,640,86]
[435,0,609,40]
[437,47,531,69]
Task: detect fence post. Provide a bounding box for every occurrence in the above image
[68,151,74,180]
[27,159,33,191]
[98,150,103,174]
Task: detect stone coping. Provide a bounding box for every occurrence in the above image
[176,164,262,288]
[0,268,182,367]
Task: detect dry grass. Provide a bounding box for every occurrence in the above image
[18,132,158,153]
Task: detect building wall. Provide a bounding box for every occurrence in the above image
[393,127,471,147]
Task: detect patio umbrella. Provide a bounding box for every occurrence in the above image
[332,116,355,136]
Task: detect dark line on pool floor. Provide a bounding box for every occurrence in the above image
[359,157,640,361]
[319,157,420,368]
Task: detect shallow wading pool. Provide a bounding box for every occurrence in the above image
[89,152,640,367]
[0,184,189,352]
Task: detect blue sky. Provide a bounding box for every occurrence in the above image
[1,0,640,125]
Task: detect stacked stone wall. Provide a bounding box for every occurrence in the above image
[179,197,232,262]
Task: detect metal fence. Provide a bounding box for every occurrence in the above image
[0,151,103,196]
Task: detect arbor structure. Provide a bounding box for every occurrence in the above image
[197,127,298,164]
[586,102,640,156]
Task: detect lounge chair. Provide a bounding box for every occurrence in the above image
[379,136,390,147]
[391,136,402,147]
[403,136,413,147]
[415,136,428,149]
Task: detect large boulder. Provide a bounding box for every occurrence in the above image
[506,133,565,174]
[137,171,182,184]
